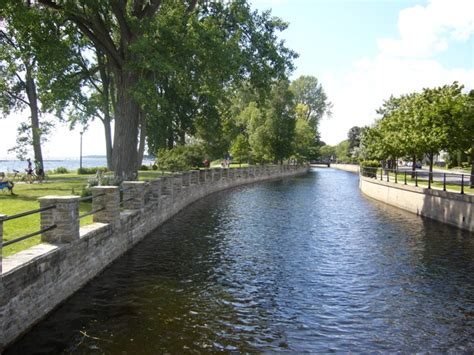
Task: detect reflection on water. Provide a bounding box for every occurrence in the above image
[6,169,474,353]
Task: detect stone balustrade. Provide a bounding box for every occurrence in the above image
[0,164,308,349]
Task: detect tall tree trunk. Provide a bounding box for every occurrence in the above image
[98,53,113,170]
[102,118,113,170]
[428,150,434,182]
[111,70,140,180]
[25,65,44,170]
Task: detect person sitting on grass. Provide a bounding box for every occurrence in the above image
[0,180,15,195]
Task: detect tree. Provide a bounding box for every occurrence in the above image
[290,75,332,132]
[319,144,336,162]
[448,89,474,187]
[33,0,177,178]
[0,3,66,166]
[334,140,350,163]
[347,126,362,152]
[292,117,314,161]
[230,134,250,166]
[260,80,296,163]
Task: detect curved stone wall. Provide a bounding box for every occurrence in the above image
[0,165,309,349]
[359,175,473,232]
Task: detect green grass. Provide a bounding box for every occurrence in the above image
[372,170,474,195]
[0,167,265,257]
[0,180,94,257]
[0,169,185,257]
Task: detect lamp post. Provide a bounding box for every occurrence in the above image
[80,131,84,170]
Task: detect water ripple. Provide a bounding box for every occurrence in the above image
[6,169,474,354]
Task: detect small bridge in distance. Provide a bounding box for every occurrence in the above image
[310,161,331,168]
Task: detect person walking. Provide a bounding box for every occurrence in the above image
[26,158,34,183]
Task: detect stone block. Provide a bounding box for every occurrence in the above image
[38,196,80,244]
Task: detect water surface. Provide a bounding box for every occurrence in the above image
[6,168,474,353]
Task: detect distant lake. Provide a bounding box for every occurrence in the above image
[0,157,155,173]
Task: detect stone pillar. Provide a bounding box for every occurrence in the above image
[198,170,206,184]
[0,214,5,275]
[212,168,222,182]
[172,174,182,198]
[91,186,120,227]
[205,169,212,184]
[248,166,255,179]
[160,176,173,196]
[182,172,190,187]
[122,181,146,210]
[221,168,228,180]
[190,171,199,185]
[149,179,162,204]
[38,196,80,244]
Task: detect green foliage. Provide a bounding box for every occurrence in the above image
[319,144,336,162]
[292,118,315,161]
[363,82,472,171]
[334,140,351,163]
[230,134,251,165]
[290,75,332,131]
[360,160,381,178]
[156,145,205,172]
[52,166,69,174]
[77,166,108,175]
[80,175,121,198]
[360,160,381,168]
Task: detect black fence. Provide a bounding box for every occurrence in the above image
[1,205,57,247]
[361,167,473,195]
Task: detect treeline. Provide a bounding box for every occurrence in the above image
[320,82,474,186]
[0,1,330,179]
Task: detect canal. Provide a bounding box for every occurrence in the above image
[6,168,474,353]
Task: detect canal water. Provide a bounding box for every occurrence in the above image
[6,169,474,353]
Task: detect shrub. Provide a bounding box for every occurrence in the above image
[77,166,108,175]
[360,160,380,178]
[52,166,69,174]
[156,145,204,172]
[80,175,122,198]
[139,164,149,171]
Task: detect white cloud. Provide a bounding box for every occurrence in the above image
[320,0,474,145]
[377,0,474,58]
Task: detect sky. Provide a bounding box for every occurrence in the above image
[0,0,473,159]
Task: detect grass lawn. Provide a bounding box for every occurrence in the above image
[0,179,94,257]
[373,170,474,195]
[0,170,170,257]
[1,166,261,257]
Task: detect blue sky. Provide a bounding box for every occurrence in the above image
[253,0,474,144]
[0,0,473,158]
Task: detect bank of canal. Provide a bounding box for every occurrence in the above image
[6,168,474,353]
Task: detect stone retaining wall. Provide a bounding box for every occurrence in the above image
[331,163,360,173]
[0,165,308,349]
[359,175,473,232]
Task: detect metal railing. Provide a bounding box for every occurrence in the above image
[361,167,473,195]
[119,186,134,208]
[1,205,57,247]
[78,193,106,219]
